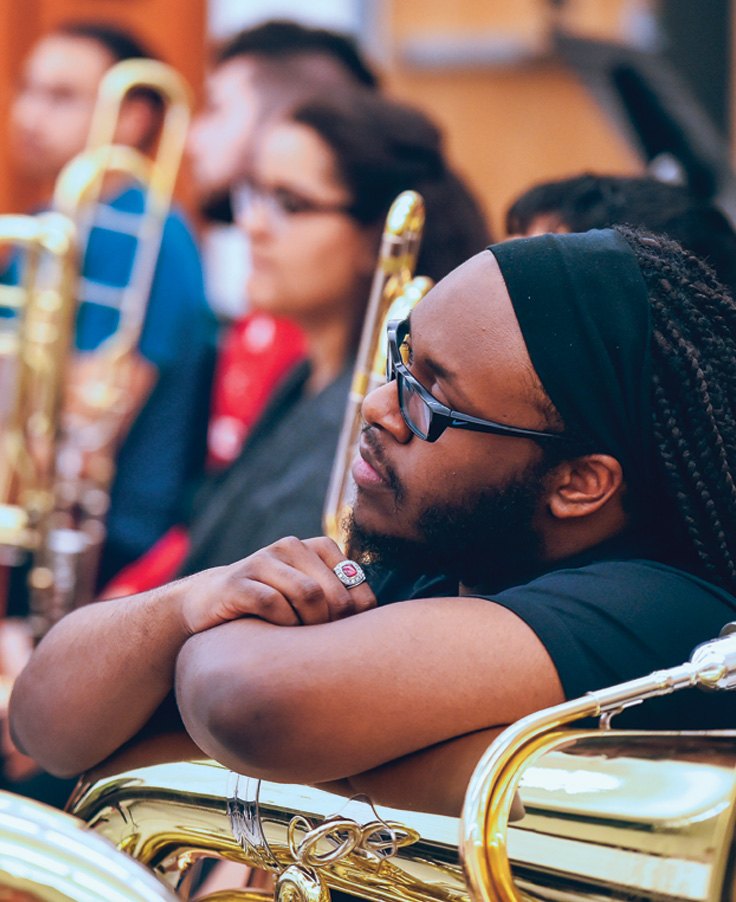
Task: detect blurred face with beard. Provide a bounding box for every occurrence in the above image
[349,251,569,589]
[11,35,113,182]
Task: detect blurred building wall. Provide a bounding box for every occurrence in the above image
[0,0,729,235]
[378,0,648,236]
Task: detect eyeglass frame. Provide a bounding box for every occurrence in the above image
[386,318,576,444]
[230,178,357,226]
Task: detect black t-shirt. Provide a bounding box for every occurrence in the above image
[369,536,736,730]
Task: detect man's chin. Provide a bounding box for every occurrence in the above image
[347,456,550,588]
[346,511,444,574]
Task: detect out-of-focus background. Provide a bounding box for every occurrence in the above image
[0,0,732,236]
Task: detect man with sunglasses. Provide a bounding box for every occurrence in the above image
[11,227,736,814]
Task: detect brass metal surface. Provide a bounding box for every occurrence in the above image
[322,190,433,549]
[462,626,736,902]
[33,57,192,622]
[70,755,466,902]
[0,212,77,565]
[0,790,177,900]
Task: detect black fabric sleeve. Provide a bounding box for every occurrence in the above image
[477,558,736,730]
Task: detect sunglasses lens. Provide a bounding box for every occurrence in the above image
[401,375,431,439]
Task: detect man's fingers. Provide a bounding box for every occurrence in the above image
[304,537,377,616]
[230,549,331,625]
[223,578,302,626]
[257,536,370,621]
[219,536,377,627]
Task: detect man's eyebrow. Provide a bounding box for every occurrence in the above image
[406,312,460,386]
[423,352,457,383]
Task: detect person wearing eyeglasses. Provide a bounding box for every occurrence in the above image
[12,225,736,819]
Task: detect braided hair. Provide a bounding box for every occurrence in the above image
[615,224,736,592]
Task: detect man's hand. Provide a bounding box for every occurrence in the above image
[180,536,376,635]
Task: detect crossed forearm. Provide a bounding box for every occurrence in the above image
[9,537,375,778]
[10,536,562,785]
[9,579,193,777]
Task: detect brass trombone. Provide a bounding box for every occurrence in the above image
[59,57,192,353]
[33,58,192,618]
[0,213,77,570]
[323,190,433,550]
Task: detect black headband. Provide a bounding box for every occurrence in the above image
[488,228,653,488]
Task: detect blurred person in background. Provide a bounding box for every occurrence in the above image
[9,21,216,588]
[103,21,388,595]
[117,86,489,598]
[187,19,380,473]
[188,19,379,218]
[506,172,736,293]
[1,20,216,804]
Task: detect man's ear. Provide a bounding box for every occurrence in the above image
[547,454,624,520]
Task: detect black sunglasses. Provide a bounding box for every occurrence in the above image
[386,318,573,444]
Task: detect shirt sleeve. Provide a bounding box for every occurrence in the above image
[478,559,736,728]
[137,209,213,370]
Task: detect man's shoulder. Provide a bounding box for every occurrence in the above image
[514,553,719,588]
[490,555,736,721]
[499,555,735,611]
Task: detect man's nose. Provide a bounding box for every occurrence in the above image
[239,196,271,237]
[361,380,412,443]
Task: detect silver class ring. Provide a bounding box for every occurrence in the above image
[333,560,366,589]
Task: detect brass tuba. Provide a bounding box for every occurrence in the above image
[67,627,736,902]
[461,623,736,902]
[31,58,192,622]
[69,744,468,902]
[0,789,178,900]
[322,190,433,550]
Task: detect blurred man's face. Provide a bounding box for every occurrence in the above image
[187,58,262,197]
[11,35,113,181]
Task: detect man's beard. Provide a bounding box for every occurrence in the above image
[347,456,552,591]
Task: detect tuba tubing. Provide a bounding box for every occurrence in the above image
[0,212,77,561]
[461,623,736,902]
[0,789,178,900]
[69,751,466,902]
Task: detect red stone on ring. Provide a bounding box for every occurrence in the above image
[334,559,366,588]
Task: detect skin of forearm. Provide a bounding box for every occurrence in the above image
[345,728,506,817]
[175,598,562,785]
[9,578,192,777]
